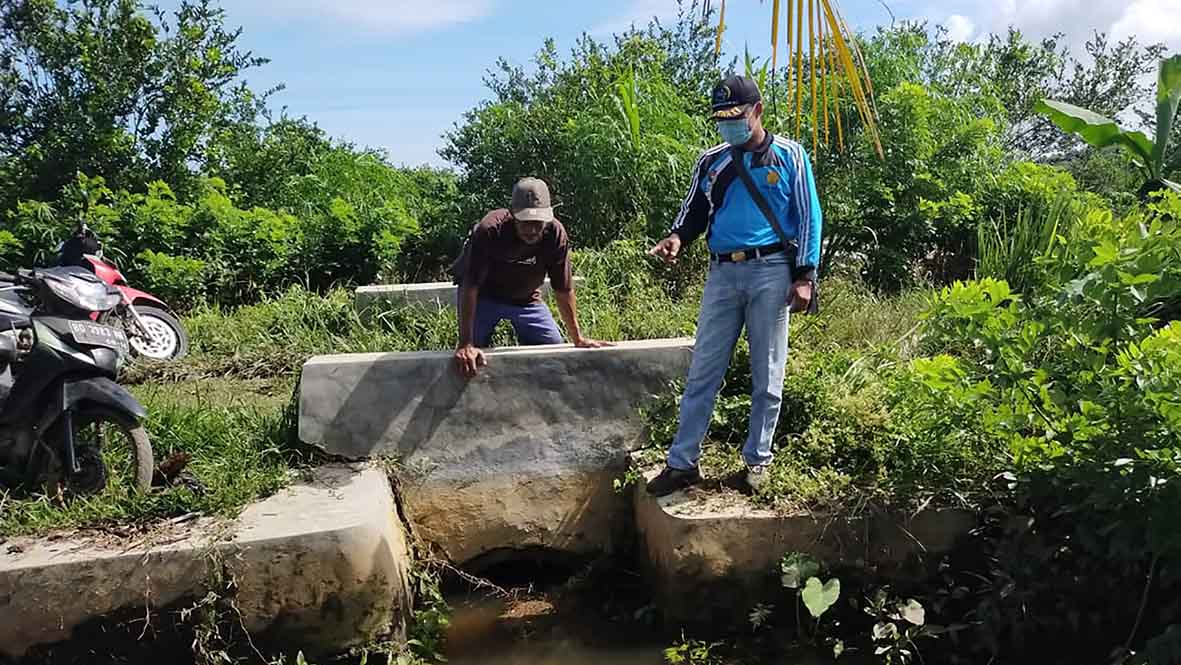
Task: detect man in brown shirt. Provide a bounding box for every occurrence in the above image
[453,178,606,377]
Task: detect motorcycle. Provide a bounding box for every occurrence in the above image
[57,225,189,361]
[0,267,154,495]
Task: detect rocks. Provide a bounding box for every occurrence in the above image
[299,339,694,563]
[0,465,413,659]
[634,466,977,630]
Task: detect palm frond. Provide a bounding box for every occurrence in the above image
[705,0,881,157]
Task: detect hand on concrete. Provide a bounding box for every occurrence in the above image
[574,337,613,349]
[648,235,681,264]
[788,279,813,314]
[454,344,486,378]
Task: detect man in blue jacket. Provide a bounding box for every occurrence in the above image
[646,75,823,497]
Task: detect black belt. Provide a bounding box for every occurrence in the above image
[711,242,785,263]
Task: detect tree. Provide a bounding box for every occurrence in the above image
[441,10,715,251]
[0,0,269,210]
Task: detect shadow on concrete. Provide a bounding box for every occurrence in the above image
[322,352,469,459]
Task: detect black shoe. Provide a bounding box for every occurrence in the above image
[646,466,702,497]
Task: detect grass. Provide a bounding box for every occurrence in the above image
[0,387,302,537]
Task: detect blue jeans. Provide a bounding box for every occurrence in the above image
[472,297,563,347]
[667,253,792,470]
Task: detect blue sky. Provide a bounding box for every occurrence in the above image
[157,0,1180,168]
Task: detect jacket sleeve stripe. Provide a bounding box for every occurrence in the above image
[671,144,727,232]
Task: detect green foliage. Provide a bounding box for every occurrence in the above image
[802,577,841,619]
[3,169,425,308]
[0,0,269,209]
[441,16,715,253]
[663,636,725,664]
[976,193,1071,295]
[2,5,436,304]
[405,566,450,663]
[890,193,1181,660]
[137,249,208,310]
[863,590,937,665]
[1037,55,1181,197]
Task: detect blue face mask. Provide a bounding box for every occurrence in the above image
[717,119,753,146]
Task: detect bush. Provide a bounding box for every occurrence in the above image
[136,250,207,310]
[885,193,1181,659]
[1,165,427,307]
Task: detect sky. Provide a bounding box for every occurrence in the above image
[155,0,1181,168]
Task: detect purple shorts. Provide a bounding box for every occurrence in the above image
[471,297,563,347]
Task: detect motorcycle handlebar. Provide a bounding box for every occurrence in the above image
[0,269,34,285]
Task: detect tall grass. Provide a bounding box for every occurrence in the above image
[977,193,1076,294]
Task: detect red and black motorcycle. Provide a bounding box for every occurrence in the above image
[58,226,189,361]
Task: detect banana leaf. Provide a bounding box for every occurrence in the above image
[1152,55,1181,173]
[1035,99,1156,177]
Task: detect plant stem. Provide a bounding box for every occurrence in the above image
[1125,550,1160,651]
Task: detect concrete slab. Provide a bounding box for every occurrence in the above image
[634,467,976,630]
[355,277,583,315]
[0,465,413,659]
[299,339,694,563]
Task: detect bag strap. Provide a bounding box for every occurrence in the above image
[730,147,794,254]
[729,147,819,314]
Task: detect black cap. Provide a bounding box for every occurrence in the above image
[710,75,762,119]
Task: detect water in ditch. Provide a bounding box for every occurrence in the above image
[440,553,668,665]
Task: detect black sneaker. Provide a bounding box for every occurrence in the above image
[646,466,702,497]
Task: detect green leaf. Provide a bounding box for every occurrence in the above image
[899,599,926,626]
[1035,99,1155,174]
[874,621,900,640]
[780,553,821,589]
[1153,56,1181,171]
[802,577,841,619]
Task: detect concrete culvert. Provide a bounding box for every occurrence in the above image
[450,547,588,593]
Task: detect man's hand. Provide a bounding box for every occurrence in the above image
[789,279,813,314]
[454,344,486,378]
[573,337,614,349]
[648,234,682,264]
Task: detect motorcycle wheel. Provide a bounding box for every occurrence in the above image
[44,407,154,496]
[127,305,189,361]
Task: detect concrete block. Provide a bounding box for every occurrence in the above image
[355,277,583,315]
[0,465,413,659]
[634,467,976,630]
[299,339,694,563]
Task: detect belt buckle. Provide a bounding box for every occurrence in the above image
[730,250,747,262]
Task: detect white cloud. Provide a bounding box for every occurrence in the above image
[248,0,495,33]
[1111,0,1181,46]
[959,0,1181,53]
[944,14,976,43]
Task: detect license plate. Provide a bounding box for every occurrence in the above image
[68,321,129,354]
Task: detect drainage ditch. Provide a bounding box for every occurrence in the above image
[442,549,667,665]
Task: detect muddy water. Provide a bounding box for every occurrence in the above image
[443,594,667,665]
[442,583,667,665]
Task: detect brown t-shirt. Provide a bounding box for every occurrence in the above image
[459,209,574,305]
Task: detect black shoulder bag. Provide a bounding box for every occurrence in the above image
[729,147,819,315]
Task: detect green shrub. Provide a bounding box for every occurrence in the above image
[136,250,207,310]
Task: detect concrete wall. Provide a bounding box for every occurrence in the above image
[355,277,583,315]
[298,339,694,563]
[634,466,977,630]
[0,466,413,660]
